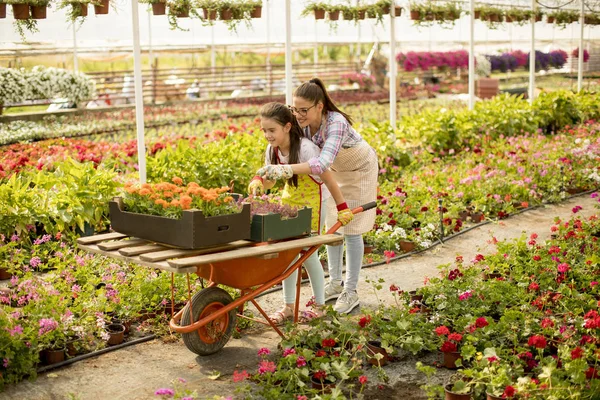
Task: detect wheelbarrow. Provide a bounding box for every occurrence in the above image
[167,201,377,355]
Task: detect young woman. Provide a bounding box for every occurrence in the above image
[248,102,352,324]
[256,78,378,314]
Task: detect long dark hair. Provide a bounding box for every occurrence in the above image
[259,102,304,188]
[294,77,354,125]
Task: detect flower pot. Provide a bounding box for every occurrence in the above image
[470,212,484,223]
[535,15,542,22]
[106,323,125,345]
[310,374,336,393]
[366,340,390,366]
[399,240,416,253]
[458,210,470,221]
[313,9,325,20]
[420,303,432,314]
[342,11,353,20]
[409,290,423,302]
[381,5,390,14]
[0,266,11,280]
[12,3,29,20]
[152,2,166,16]
[410,10,420,20]
[94,0,109,15]
[442,351,463,369]
[250,6,261,18]
[220,8,233,20]
[0,3,6,19]
[72,3,88,17]
[203,8,216,20]
[30,5,46,19]
[394,6,402,17]
[163,302,185,316]
[547,16,555,23]
[174,6,189,18]
[364,244,374,254]
[486,392,504,400]
[366,9,377,19]
[329,10,339,20]
[66,337,81,357]
[474,10,480,19]
[42,348,66,365]
[444,384,472,400]
[486,14,499,22]
[357,10,365,20]
[505,15,513,23]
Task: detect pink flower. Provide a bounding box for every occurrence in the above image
[296,356,307,367]
[282,348,296,357]
[557,263,570,273]
[383,250,396,264]
[8,325,23,336]
[257,360,276,375]
[572,205,582,213]
[297,396,308,400]
[458,290,473,301]
[448,333,463,342]
[475,317,489,328]
[257,347,271,357]
[154,388,175,396]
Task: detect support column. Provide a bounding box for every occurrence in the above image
[468,0,475,110]
[528,0,536,103]
[131,0,147,183]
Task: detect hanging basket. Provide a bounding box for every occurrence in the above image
[203,8,216,20]
[394,6,402,17]
[381,5,390,14]
[174,6,189,18]
[12,3,30,20]
[474,10,480,19]
[220,8,233,20]
[152,1,166,16]
[410,10,420,20]
[314,8,325,20]
[329,10,339,20]
[547,15,555,23]
[250,6,261,18]
[0,3,6,19]
[94,0,110,15]
[30,5,47,19]
[72,3,88,18]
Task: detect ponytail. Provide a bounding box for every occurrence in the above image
[294,77,354,125]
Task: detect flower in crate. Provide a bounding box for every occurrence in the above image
[121,177,241,219]
[240,194,300,219]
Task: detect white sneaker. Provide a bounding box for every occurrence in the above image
[324,281,344,301]
[334,291,360,314]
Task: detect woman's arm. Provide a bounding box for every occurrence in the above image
[320,170,345,206]
[263,179,276,190]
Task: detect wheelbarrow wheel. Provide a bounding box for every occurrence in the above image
[180,287,237,355]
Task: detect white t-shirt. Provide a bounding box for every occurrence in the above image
[264,138,331,200]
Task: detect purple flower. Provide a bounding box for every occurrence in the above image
[3,358,9,368]
[29,257,42,268]
[38,318,58,335]
[8,325,23,336]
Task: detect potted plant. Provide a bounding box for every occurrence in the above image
[91,0,108,15]
[197,0,216,19]
[548,9,579,28]
[139,0,166,16]
[478,5,504,28]
[504,8,532,26]
[0,2,6,18]
[58,0,90,21]
[301,1,327,20]
[28,0,51,19]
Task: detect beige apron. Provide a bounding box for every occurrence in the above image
[325,141,378,235]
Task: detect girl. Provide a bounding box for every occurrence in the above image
[256,78,378,314]
[248,102,352,324]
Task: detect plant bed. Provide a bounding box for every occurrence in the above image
[250,207,312,242]
[109,197,251,249]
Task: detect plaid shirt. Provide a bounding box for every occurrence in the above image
[302,111,363,175]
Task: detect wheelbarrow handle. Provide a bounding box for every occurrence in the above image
[326,201,378,235]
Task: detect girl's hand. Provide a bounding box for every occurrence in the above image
[336,203,354,226]
[247,177,264,195]
[256,165,293,181]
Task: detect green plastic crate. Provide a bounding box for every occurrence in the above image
[250,207,312,242]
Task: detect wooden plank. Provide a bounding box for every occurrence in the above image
[168,234,343,268]
[119,244,168,257]
[139,240,254,262]
[97,238,146,251]
[77,243,197,274]
[76,232,127,245]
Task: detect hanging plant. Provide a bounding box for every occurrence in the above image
[29,0,51,20]
[534,9,543,22]
[477,5,504,29]
[138,0,167,16]
[166,0,200,31]
[547,10,579,28]
[58,1,90,22]
[504,8,532,26]
[0,2,6,19]
[584,13,600,25]
[91,0,108,15]
[301,1,328,20]
[410,2,460,28]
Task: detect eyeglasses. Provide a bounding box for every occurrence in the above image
[288,104,317,117]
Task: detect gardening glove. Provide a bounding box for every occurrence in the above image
[256,164,294,181]
[247,176,264,196]
[336,203,354,226]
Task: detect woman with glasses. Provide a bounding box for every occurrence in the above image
[256,78,378,314]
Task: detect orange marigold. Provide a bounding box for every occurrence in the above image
[139,188,152,196]
[172,177,184,186]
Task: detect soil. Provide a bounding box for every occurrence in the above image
[2,193,598,400]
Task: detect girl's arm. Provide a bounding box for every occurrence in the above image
[289,120,347,176]
[320,169,345,206]
[263,179,276,190]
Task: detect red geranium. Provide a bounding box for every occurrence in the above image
[528,335,547,349]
